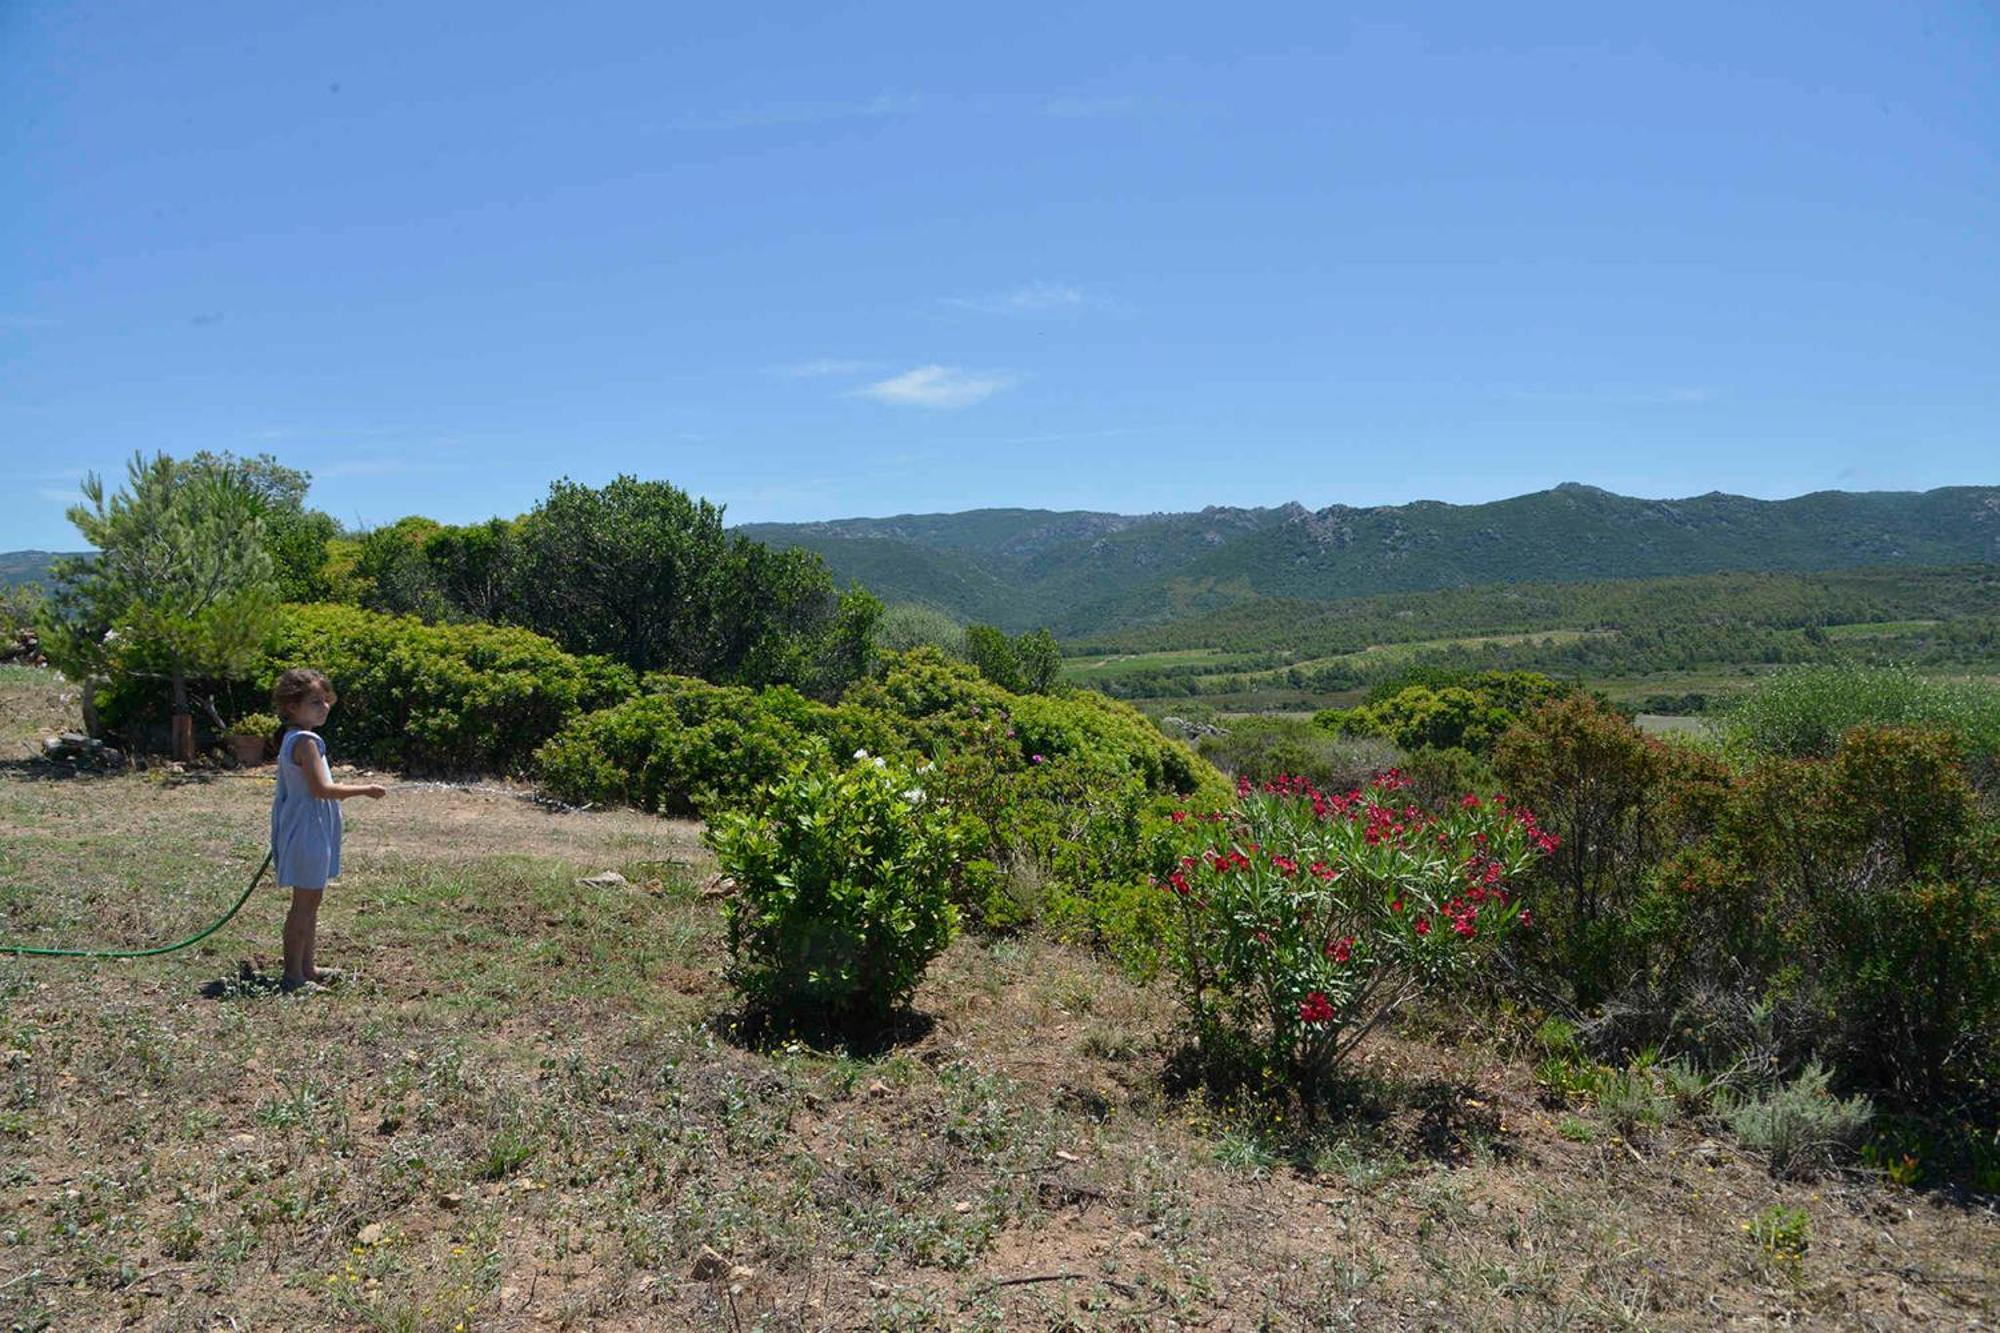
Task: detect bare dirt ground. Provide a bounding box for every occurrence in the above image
[1,667,1995,1330]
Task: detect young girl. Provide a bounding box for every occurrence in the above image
[269,668,385,993]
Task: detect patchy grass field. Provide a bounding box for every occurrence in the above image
[1060,649,1266,684]
[2,669,1996,1330]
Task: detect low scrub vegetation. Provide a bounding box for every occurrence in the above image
[708,748,965,1022]
[98,602,636,774]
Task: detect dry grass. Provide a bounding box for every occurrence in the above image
[2,667,1996,1330]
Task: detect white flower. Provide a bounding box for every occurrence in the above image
[901,787,926,804]
[872,756,886,769]
[853,748,870,760]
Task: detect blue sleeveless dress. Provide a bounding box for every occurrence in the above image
[270,729,342,890]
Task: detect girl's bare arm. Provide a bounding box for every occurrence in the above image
[297,741,387,800]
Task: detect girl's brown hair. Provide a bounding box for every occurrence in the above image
[272,668,336,741]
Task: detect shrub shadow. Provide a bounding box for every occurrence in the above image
[0,758,126,784]
[1162,1038,1514,1172]
[711,1004,937,1060]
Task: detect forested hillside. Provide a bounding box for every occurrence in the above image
[0,551,73,590]
[741,484,2000,634]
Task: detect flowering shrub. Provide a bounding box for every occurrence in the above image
[1161,773,1555,1090]
[706,748,964,1021]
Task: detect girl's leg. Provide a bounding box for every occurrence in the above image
[282,889,322,988]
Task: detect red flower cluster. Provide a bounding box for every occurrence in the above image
[1509,802,1561,854]
[1325,935,1354,963]
[1297,991,1336,1024]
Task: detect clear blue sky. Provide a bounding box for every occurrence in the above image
[4,2,1995,548]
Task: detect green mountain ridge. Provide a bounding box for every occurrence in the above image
[0,551,81,591]
[739,484,2000,635]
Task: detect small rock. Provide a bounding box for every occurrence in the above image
[438,1191,465,1210]
[1054,1149,1079,1162]
[953,1201,973,1214]
[690,1245,729,1281]
[576,871,630,889]
[865,1079,891,1098]
[356,1222,385,1246]
[728,1265,756,1282]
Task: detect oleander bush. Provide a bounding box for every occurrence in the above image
[1159,772,1555,1095]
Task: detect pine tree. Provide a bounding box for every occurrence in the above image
[42,452,279,759]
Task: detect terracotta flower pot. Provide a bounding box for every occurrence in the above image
[227,733,269,766]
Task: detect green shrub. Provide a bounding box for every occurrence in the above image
[1199,716,1397,791]
[1722,663,2000,773]
[1319,671,1576,756]
[1860,1113,2000,1193]
[1492,697,1721,1007]
[1748,1203,1810,1267]
[228,711,280,738]
[535,676,902,816]
[0,585,43,641]
[97,602,635,773]
[1722,1062,1873,1178]
[1659,728,1995,1106]
[1594,1067,1674,1136]
[1397,745,1493,812]
[706,750,964,1021]
[539,649,1225,956]
[877,603,968,658]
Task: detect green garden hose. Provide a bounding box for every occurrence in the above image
[0,852,272,959]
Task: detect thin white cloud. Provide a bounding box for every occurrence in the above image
[945,281,1104,315]
[670,93,919,132]
[853,365,1016,409]
[772,358,874,378]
